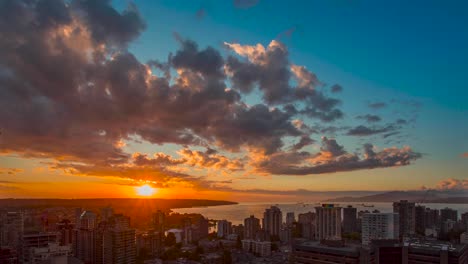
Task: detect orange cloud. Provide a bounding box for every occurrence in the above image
[435,178,468,190]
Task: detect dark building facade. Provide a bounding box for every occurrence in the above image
[343,206,358,234]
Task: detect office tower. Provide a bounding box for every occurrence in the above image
[56,219,74,246]
[75,211,97,263]
[297,212,315,239]
[151,210,165,233]
[21,232,59,263]
[315,204,342,240]
[263,206,282,238]
[415,205,426,234]
[424,208,440,229]
[286,212,296,226]
[393,200,415,238]
[100,207,114,222]
[361,213,399,245]
[440,208,458,223]
[244,215,260,239]
[217,220,232,238]
[342,205,357,233]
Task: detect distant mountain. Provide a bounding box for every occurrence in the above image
[326,190,468,203]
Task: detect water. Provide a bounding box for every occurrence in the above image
[173,202,468,225]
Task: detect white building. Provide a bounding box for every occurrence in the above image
[361,213,399,246]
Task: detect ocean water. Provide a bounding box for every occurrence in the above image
[173,202,468,225]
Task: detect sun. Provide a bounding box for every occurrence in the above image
[136,184,156,197]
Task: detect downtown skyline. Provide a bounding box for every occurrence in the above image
[0,0,467,201]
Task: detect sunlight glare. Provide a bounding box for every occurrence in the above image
[136,184,156,197]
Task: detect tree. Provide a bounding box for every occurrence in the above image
[165,232,176,247]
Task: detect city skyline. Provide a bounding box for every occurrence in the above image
[0,0,467,201]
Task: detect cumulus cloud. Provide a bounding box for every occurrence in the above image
[435,178,468,190]
[0,0,421,186]
[224,40,343,122]
[252,137,421,175]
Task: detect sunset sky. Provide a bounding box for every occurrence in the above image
[0,0,467,201]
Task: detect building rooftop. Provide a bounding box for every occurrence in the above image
[295,240,360,256]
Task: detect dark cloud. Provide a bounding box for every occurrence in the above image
[346,125,395,136]
[224,41,343,122]
[233,0,260,9]
[368,102,387,109]
[330,84,343,93]
[356,114,381,123]
[291,135,315,151]
[73,0,146,45]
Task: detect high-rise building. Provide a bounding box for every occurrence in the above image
[286,212,296,226]
[263,206,282,238]
[393,200,415,238]
[424,208,440,229]
[440,208,458,223]
[75,211,97,263]
[361,213,399,246]
[415,205,426,234]
[343,205,357,233]
[244,215,260,239]
[217,220,232,238]
[298,212,315,239]
[315,204,342,240]
[100,214,136,264]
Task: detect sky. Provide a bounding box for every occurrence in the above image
[0,0,467,201]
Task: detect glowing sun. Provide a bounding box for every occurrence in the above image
[136,184,156,196]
